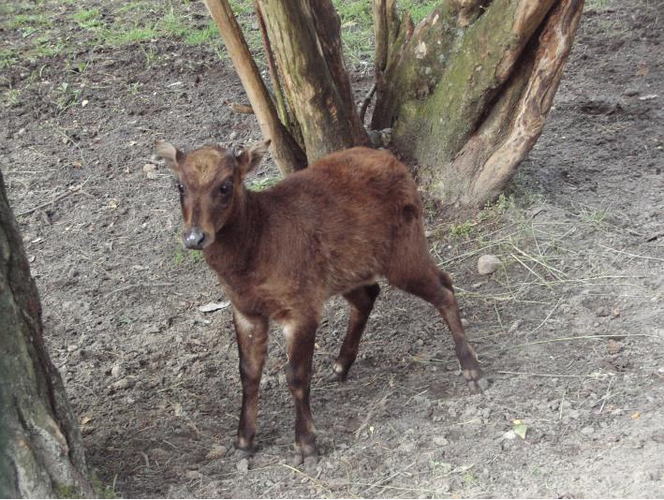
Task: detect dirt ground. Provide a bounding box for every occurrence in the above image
[2,0,664,498]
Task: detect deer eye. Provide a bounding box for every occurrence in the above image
[219,182,232,195]
[177,183,185,194]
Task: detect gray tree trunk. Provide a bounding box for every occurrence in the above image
[0,169,93,498]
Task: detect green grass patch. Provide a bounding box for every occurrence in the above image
[7,13,50,29]
[160,8,189,38]
[173,247,205,266]
[72,8,102,29]
[449,220,476,238]
[585,0,611,11]
[185,22,219,45]
[115,1,144,15]
[0,49,18,69]
[2,89,21,107]
[105,26,159,45]
[399,0,439,24]
[247,175,281,191]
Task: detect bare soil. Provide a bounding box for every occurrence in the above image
[2,1,663,498]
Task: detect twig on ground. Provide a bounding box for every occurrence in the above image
[364,461,415,495]
[230,102,254,114]
[528,296,563,336]
[17,176,90,217]
[512,244,569,279]
[509,333,659,350]
[359,83,376,124]
[281,464,332,494]
[510,252,554,290]
[103,282,174,298]
[598,243,664,263]
[496,370,583,379]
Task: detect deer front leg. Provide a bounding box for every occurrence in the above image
[233,309,269,453]
[283,319,318,464]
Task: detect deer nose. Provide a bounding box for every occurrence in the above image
[183,228,206,249]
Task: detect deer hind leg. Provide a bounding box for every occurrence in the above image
[389,258,488,391]
[233,309,269,453]
[282,317,319,464]
[330,283,381,382]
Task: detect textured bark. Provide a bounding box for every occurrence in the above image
[0,169,93,498]
[205,0,582,211]
[450,0,585,207]
[256,0,369,162]
[372,0,583,208]
[204,0,307,174]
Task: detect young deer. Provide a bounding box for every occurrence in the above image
[156,139,487,464]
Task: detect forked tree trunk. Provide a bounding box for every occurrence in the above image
[373,0,584,209]
[0,170,93,498]
[204,0,583,211]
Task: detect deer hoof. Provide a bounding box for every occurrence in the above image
[463,368,490,393]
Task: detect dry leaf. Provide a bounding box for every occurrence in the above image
[205,445,227,460]
[513,420,528,439]
[607,339,623,355]
[636,63,649,76]
[198,301,230,313]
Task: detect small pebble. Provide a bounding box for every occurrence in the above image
[206,445,228,460]
[477,254,502,275]
[236,458,249,474]
[111,364,124,378]
[433,436,449,446]
[143,163,158,180]
[509,320,523,334]
[111,377,134,390]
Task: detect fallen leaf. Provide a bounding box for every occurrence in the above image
[513,421,528,439]
[198,301,230,313]
[205,445,227,460]
[607,339,623,355]
[636,63,649,76]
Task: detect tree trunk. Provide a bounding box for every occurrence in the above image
[205,0,583,211]
[373,0,584,209]
[255,0,370,162]
[204,0,307,174]
[0,170,93,498]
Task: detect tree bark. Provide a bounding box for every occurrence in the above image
[372,0,584,209]
[0,170,93,498]
[256,0,369,162]
[205,0,583,211]
[204,0,307,174]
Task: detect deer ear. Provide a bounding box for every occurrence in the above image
[235,140,271,178]
[155,140,185,172]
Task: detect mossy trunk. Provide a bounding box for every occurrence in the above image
[207,0,582,210]
[0,169,93,498]
[373,0,584,209]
